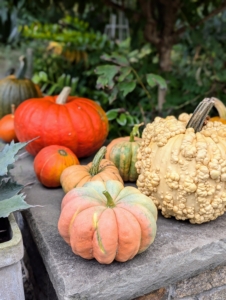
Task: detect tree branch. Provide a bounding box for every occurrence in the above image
[138,0,160,45]
[174,1,226,37]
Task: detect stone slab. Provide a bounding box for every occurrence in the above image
[12,151,226,300]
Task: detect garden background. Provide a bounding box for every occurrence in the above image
[1,0,226,138]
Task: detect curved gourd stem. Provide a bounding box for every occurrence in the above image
[89,146,107,176]
[212,98,226,119]
[15,56,27,79]
[186,98,215,132]
[103,191,115,208]
[56,87,72,104]
[129,122,144,142]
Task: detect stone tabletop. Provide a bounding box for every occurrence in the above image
[12,150,226,300]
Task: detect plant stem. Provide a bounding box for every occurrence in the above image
[56,87,71,104]
[103,191,115,208]
[89,146,107,176]
[186,98,215,132]
[129,123,144,142]
[131,68,152,100]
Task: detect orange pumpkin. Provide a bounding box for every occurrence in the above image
[34,145,79,188]
[60,146,123,193]
[14,87,109,158]
[209,98,226,124]
[58,180,158,264]
[0,104,18,143]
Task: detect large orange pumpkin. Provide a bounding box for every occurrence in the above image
[34,145,79,188]
[14,87,109,157]
[58,180,158,264]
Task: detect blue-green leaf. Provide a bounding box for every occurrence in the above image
[0,141,28,176]
[106,109,119,121]
[108,86,119,104]
[146,74,167,89]
[0,194,33,218]
[0,179,23,201]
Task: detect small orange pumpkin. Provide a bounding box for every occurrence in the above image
[58,180,158,264]
[0,104,18,143]
[34,145,79,188]
[60,146,123,193]
[209,98,226,124]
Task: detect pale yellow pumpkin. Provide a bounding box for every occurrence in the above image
[136,98,226,224]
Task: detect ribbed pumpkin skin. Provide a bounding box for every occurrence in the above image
[60,159,123,192]
[34,145,80,188]
[106,137,142,182]
[14,96,109,157]
[0,113,18,143]
[0,78,41,118]
[58,180,157,264]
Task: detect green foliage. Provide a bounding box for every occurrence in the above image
[94,38,166,133]
[0,141,33,218]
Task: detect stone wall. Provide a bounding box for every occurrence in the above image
[134,264,226,300]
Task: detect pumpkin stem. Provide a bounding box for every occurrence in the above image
[103,191,115,208]
[56,87,72,104]
[186,98,215,132]
[11,104,15,115]
[89,146,106,176]
[15,56,27,79]
[129,123,144,142]
[212,98,226,119]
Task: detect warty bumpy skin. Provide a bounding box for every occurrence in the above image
[135,114,226,224]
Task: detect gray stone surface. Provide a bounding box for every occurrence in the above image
[12,151,226,300]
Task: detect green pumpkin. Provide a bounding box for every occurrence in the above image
[105,124,143,182]
[0,56,42,118]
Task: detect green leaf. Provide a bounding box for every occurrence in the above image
[0,141,28,176]
[38,71,48,82]
[71,77,79,95]
[108,86,118,104]
[95,65,120,89]
[57,74,66,88]
[117,113,127,126]
[106,109,119,121]
[101,53,129,66]
[146,74,167,89]
[46,84,58,95]
[117,67,132,82]
[0,194,33,218]
[118,81,136,97]
[0,179,23,201]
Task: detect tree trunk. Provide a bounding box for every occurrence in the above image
[159,45,173,72]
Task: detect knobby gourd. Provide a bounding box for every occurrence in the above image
[60,146,123,193]
[14,87,109,157]
[58,180,157,264]
[34,145,80,188]
[0,56,42,118]
[136,98,226,224]
[105,123,143,182]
